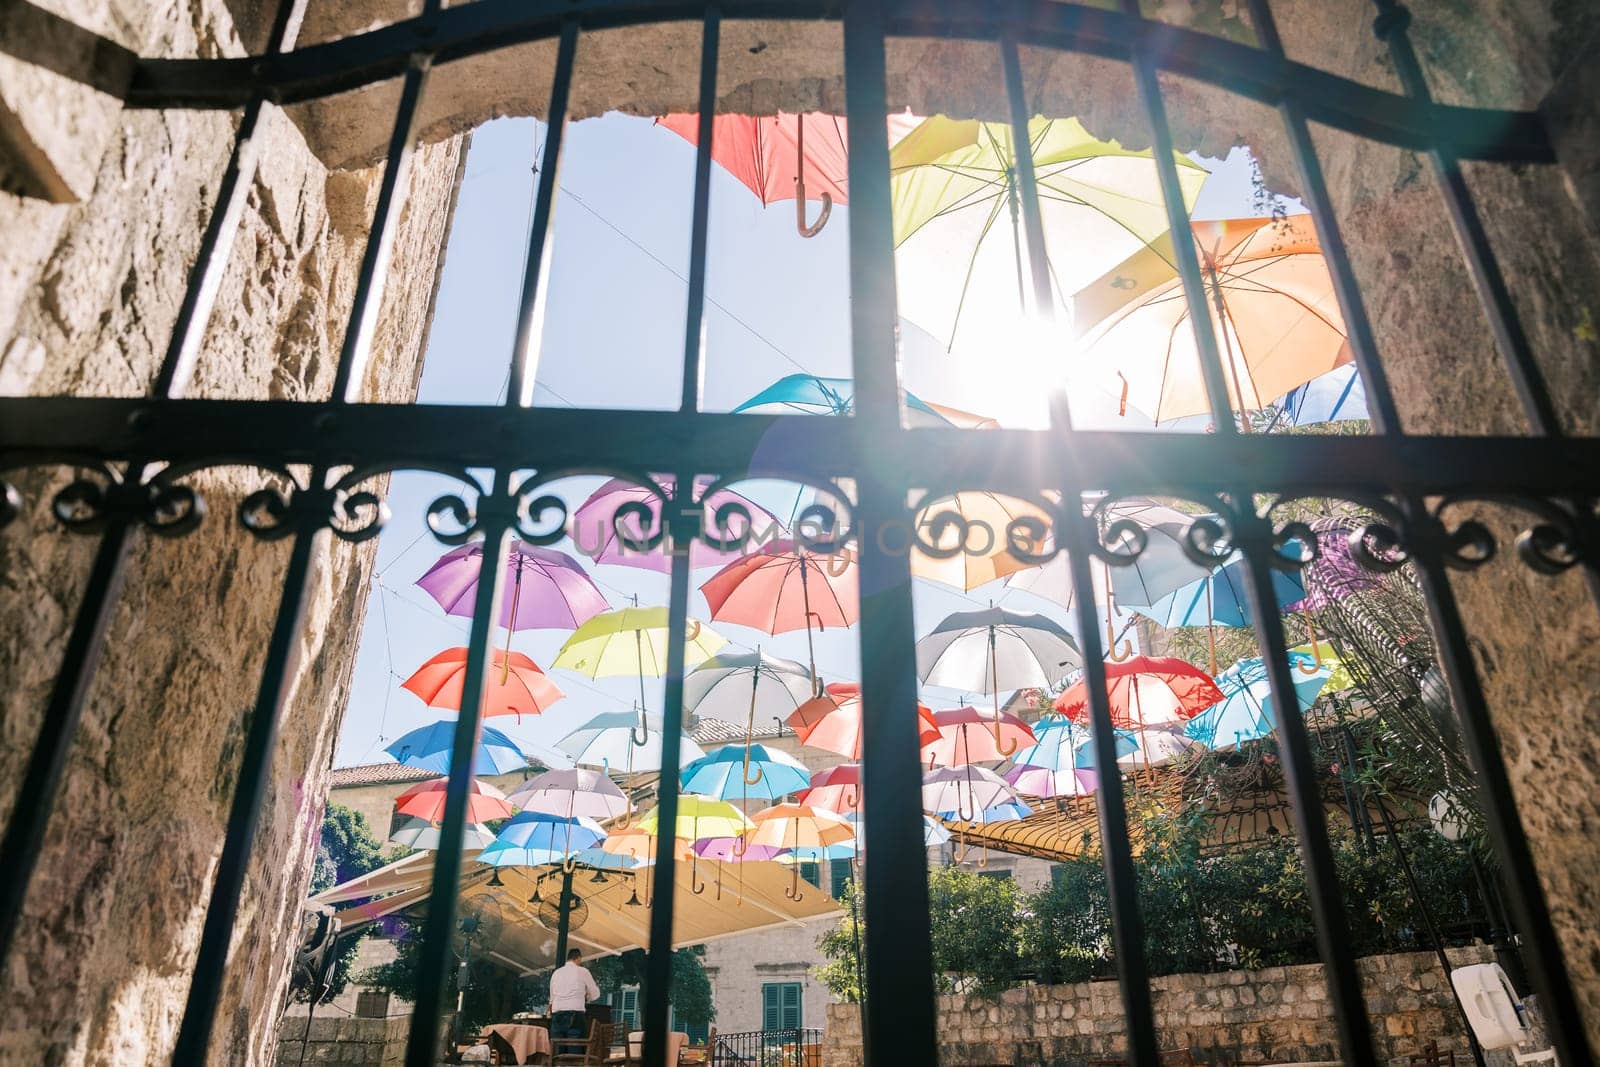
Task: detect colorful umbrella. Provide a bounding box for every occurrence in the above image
[732,373,954,428]
[393,776,515,825]
[796,763,862,815]
[400,646,564,723]
[505,767,629,822]
[388,813,496,852]
[915,606,1079,757]
[786,681,941,761]
[1074,214,1349,425]
[479,811,606,869]
[638,795,754,842]
[746,803,856,901]
[909,491,1054,591]
[921,705,1037,768]
[1292,643,1354,693]
[846,812,952,848]
[1285,522,1386,613]
[556,709,706,774]
[1127,557,1306,672]
[1272,364,1367,428]
[1005,763,1097,799]
[683,649,815,779]
[701,539,858,683]
[1053,655,1224,730]
[1185,650,1332,748]
[1005,716,1121,797]
[571,475,778,573]
[1116,725,1205,768]
[416,538,609,632]
[656,112,849,236]
[385,721,528,776]
[680,743,812,801]
[920,765,1018,822]
[692,837,784,862]
[890,116,1207,355]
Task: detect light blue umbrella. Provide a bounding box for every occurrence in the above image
[939,800,1033,823]
[479,811,606,868]
[1185,651,1332,748]
[1128,556,1306,628]
[567,846,645,871]
[780,841,859,862]
[846,812,950,847]
[1273,365,1367,428]
[1013,715,1135,772]
[385,721,528,775]
[680,743,812,801]
[733,373,951,427]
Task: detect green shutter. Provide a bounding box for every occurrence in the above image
[800,861,821,888]
[781,982,802,1030]
[762,983,781,1032]
[829,861,852,899]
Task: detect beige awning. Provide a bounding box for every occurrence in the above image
[312,852,844,976]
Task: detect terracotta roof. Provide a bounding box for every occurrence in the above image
[328,763,440,788]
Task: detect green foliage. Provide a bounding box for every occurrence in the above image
[589,947,715,1027]
[305,804,389,1000]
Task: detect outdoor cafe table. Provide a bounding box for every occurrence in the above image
[482,1022,550,1064]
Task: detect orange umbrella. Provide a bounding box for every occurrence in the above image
[745,803,856,901]
[401,646,564,723]
[393,777,515,824]
[908,491,1051,591]
[701,539,858,684]
[1075,214,1350,426]
[921,706,1036,768]
[786,682,940,761]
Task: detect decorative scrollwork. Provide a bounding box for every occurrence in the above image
[239,484,301,541]
[1347,520,1409,573]
[0,477,19,529]
[1180,513,1234,569]
[1426,494,1592,575]
[1515,522,1581,575]
[50,466,121,533]
[906,488,1059,569]
[1265,519,1318,572]
[140,475,207,538]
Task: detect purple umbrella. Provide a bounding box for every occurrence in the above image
[572,476,780,573]
[692,836,784,862]
[1286,521,1386,612]
[416,539,609,632]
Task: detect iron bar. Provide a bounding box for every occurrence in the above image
[678,9,721,415]
[845,3,939,1064]
[1003,33,1160,1067]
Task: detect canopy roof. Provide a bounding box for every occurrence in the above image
[311,851,843,976]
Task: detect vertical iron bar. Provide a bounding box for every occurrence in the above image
[405,511,511,1067]
[0,0,309,974]
[1002,33,1161,1067]
[642,528,693,1067]
[678,8,721,416]
[174,36,435,1063]
[1240,543,1378,1067]
[506,20,578,408]
[1119,0,1238,436]
[1240,0,1402,436]
[1406,528,1592,1067]
[843,3,939,1065]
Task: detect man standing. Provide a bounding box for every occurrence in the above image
[549,948,600,1052]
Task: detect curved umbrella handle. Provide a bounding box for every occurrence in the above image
[795,188,833,238]
[825,552,850,578]
[992,715,1019,759]
[785,862,806,902]
[630,702,651,748]
[1298,610,1326,674]
[807,610,828,633]
[562,852,578,874]
[743,747,766,786]
[686,619,702,641]
[977,843,990,870]
[845,787,859,811]
[952,834,969,865]
[615,792,634,830]
[733,832,749,859]
[691,855,707,895]
[1104,568,1134,662]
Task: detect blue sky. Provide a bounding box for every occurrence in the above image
[332,115,1292,768]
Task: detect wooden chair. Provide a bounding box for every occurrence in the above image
[1409,1041,1457,1067]
[552,1021,615,1066]
[677,1028,715,1066]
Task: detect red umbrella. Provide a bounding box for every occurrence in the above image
[401,646,564,723]
[656,112,849,236]
[1053,655,1224,730]
[393,777,515,825]
[786,682,939,761]
[921,706,1037,768]
[797,763,863,815]
[700,539,858,684]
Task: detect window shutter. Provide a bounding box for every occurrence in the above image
[800,860,820,888]
[829,860,852,898]
[762,983,781,1032]
[782,982,802,1030]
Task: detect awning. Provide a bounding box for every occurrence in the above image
[311,851,844,976]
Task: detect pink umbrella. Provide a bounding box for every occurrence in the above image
[692,837,783,862]
[786,682,941,761]
[796,763,863,815]
[701,539,859,683]
[1005,764,1098,799]
[572,476,779,573]
[921,706,1036,768]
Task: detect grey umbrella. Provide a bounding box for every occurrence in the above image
[682,648,815,788]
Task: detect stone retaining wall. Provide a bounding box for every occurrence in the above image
[822,948,1502,1067]
[274,1015,411,1066]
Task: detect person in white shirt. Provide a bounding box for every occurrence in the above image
[549,948,601,1050]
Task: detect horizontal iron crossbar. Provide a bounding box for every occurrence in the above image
[115,0,1551,163]
[4,397,1599,497]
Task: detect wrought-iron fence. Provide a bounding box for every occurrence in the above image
[711,1027,825,1067]
[0,3,1595,1067]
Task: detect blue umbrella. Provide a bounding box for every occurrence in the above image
[939,800,1033,823]
[733,373,951,427]
[680,743,812,801]
[479,811,606,867]
[1273,365,1367,428]
[1128,556,1306,629]
[567,846,645,871]
[781,841,859,862]
[1185,651,1331,748]
[1013,715,1136,771]
[846,812,950,847]
[385,721,528,775]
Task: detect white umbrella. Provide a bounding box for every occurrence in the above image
[387,814,496,852]
[506,767,629,821]
[556,709,706,774]
[920,766,1017,822]
[683,649,815,723]
[1118,725,1205,768]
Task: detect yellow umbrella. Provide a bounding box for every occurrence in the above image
[637,795,753,842]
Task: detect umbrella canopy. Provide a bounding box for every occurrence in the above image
[572,475,779,574]
[1185,651,1332,748]
[701,539,859,636]
[890,115,1206,354]
[1005,764,1098,799]
[1285,523,1385,612]
[1117,725,1205,767]
[556,710,707,773]
[683,649,815,724]
[1292,643,1354,693]
[680,743,812,801]
[916,607,1081,691]
[479,811,605,867]
[416,539,609,632]
[1012,714,1135,772]
[551,606,727,678]
[602,827,693,863]
[746,803,856,851]
[845,811,951,847]
[401,647,564,723]
[1129,558,1306,628]
[796,763,862,815]
[505,767,629,822]
[909,491,1054,591]
[692,837,785,862]
[1053,655,1225,729]
[638,795,754,842]
[566,847,646,871]
[1273,364,1367,428]
[786,682,941,761]
[385,721,528,776]
[388,814,496,852]
[922,706,1037,767]
[1005,498,1211,610]
[394,776,515,825]
[1074,214,1349,424]
[920,766,1018,820]
[940,800,1034,823]
[732,373,954,428]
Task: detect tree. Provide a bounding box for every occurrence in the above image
[304,803,390,1000]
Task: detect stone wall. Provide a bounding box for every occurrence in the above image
[274,1014,416,1067]
[821,948,1500,1067]
[0,3,466,1066]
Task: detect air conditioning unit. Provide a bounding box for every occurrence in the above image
[1450,963,1556,1066]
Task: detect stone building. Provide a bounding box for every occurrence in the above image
[1,1,1597,1064]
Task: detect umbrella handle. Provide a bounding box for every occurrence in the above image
[976,843,990,870]
[616,793,634,830]
[824,552,850,578]
[992,716,1019,759]
[1299,610,1325,674]
[1104,590,1134,663]
[733,832,749,858]
[562,853,578,874]
[807,610,828,633]
[691,856,707,895]
[743,748,766,786]
[952,834,969,865]
[844,787,859,810]
[785,863,806,902]
[795,188,833,238]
